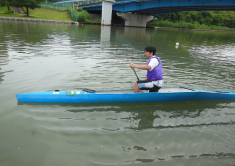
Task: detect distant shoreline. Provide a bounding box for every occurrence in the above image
[1,16,235,32]
[153,26,235,32]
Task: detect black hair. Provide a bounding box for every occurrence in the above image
[145,45,156,55]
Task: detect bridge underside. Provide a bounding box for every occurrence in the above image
[85,5,235,15]
[135,6,235,15]
[86,5,235,15]
[82,0,235,15]
[72,0,235,27]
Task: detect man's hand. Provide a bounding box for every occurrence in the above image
[130,63,137,68]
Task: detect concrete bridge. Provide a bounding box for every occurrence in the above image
[55,0,235,27]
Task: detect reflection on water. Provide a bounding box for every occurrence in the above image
[1,20,235,166]
[101,26,111,43]
[19,100,235,131]
[63,100,235,130]
[17,100,235,164]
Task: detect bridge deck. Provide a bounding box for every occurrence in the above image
[54,0,235,15]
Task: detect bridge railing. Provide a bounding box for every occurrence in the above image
[40,2,72,11]
[70,0,102,8]
[41,0,144,10]
[40,1,102,11]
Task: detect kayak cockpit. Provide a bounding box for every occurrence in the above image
[158,87,196,92]
[85,86,197,94]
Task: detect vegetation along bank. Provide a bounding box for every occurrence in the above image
[147,11,235,31]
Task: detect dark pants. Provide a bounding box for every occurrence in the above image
[137,80,161,92]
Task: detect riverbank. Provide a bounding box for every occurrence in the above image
[153,26,235,32]
[149,11,235,31]
[0,6,74,22]
[1,16,234,32]
[0,16,77,24]
[147,20,235,31]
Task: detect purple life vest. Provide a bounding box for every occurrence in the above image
[146,56,163,81]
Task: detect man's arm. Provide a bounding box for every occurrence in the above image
[130,63,151,70]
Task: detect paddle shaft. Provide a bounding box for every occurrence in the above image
[132,68,140,81]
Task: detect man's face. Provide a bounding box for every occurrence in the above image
[145,50,152,58]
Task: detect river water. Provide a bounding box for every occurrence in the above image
[0,20,235,166]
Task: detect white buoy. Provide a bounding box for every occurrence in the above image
[175,42,179,49]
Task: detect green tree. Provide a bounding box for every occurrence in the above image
[184,11,191,22]
[222,15,235,28]
[1,0,15,13]
[175,12,182,22]
[201,11,213,18]
[1,0,45,16]
[212,14,223,26]
[201,11,213,25]
[155,13,168,21]
[190,12,198,23]
[168,12,182,22]
[17,0,46,16]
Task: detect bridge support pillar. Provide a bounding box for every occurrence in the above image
[117,13,154,27]
[101,0,114,26]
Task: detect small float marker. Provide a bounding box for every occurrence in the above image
[175,42,179,49]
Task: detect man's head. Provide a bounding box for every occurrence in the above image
[144,45,156,58]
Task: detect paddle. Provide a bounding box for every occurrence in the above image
[131,68,140,81]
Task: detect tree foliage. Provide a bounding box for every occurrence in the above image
[154,11,235,29]
[70,8,91,22]
[1,0,15,13]
[1,0,45,16]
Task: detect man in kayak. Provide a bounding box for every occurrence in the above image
[130,45,163,93]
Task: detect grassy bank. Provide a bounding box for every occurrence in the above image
[147,20,235,31]
[0,6,73,22]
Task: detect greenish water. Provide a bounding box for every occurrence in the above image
[0,20,235,166]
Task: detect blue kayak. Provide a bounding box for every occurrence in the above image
[16,86,235,103]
